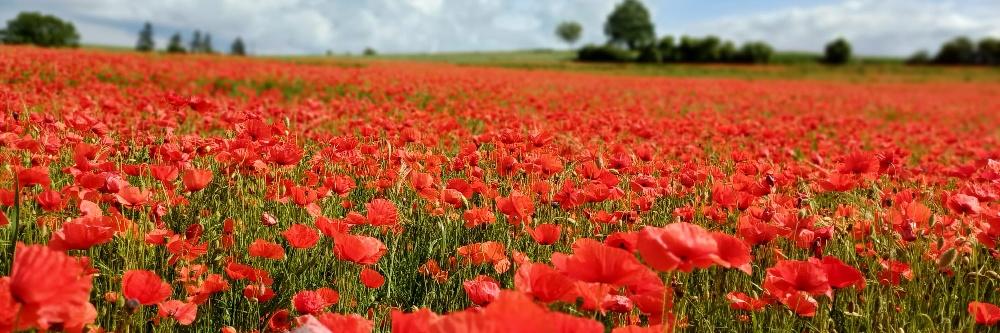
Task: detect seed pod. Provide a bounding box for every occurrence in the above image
[936,248,957,270]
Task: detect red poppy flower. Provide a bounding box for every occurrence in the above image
[360,267,385,289]
[497,191,535,225]
[267,309,292,331]
[762,259,831,317]
[243,283,276,302]
[313,313,373,333]
[115,185,150,208]
[968,301,1000,326]
[150,164,179,183]
[514,263,575,303]
[456,241,507,265]
[157,300,197,325]
[726,292,770,311]
[365,198,399,226]
[636,223,721,272]
[821,256,865,289]
[551,238,645,286]
[463,275,501,306]
[48,216,115,251]
[293,289,330,315]
[35,189,64,212]
[332,233,387,265]
[282,223,320,249]
[391,308,440,333]
[248,239,286,260]
[182,168,213,192]
[527,223,561,245]
[16,166,51,188]
[711,232,753,274]
[877,259,913,286]
[8,243,96,331]
[462,208,495,228]
[122,269,172,305]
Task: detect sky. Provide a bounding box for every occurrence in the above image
[1,0,998,56]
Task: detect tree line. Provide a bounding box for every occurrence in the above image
[0,12,247,56]
[137,22,246,55]
[1,9,998,66]
[563,0,1000,66]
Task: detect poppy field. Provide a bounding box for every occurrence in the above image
[1,46,1000,332]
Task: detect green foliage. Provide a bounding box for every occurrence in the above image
[932,36,1000,66]
[934,37,976,65]
[905,50,931,65]
[363,47,377,56]
[576,44,633,62]
[230,37,246,56]
[636,45,661,63]
[555,21,582,47]
[0,11,80,47]
[190,30,203,53]
[603,0,655,51]
[657,36,677,62]
[136,22,155,52]
[823,38,852,65]
[203,33,214,53]
[978,38,1000,65]
[736,41,774,64]
[167,32,186,53]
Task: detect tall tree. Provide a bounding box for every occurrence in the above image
[933,37,974,64]
[823,37,852,65]
[230,37,246,56]
[167,32,185,53]
[603,0,655,51]
[0,11,80,47]
[555,21,582,49]
[135,22,155,52]
[202,33,214,53]
[190,30,202,53]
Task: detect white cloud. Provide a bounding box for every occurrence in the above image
[684,0,1000,56]
[1,0,997,56]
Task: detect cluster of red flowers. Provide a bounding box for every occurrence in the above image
[1,46,999,332]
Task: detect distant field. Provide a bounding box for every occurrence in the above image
[339,49,1000,83]
[82,44,1000,82]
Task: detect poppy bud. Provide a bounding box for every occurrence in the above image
[936,248,957,271]
[125,298,141,313]
[103,291,119,303]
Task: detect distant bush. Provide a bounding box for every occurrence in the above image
[636,45,661,63]
[930,36,1000,66]
[577,44,633,62]
[363,47,377,56]
[0,12,79,47]
[735,42,774,64]
[905,50,931,65]
[823,38,852,65]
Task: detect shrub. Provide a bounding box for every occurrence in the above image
[577,44,633,62]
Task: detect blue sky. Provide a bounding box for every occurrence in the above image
[2,0,998,56]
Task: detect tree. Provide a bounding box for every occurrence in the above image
[934,37,975,64]
[555,21,582,49]
[190,30,202,53]
[136,22,155,52]
[0,11,80,47]
[737,41,774,64]
[976,37,1000,65]
[656,36,677,62]
[167,32,185,53]
[230,37,246,56]
[603,0,655,51]
[905,50,931,65]
[202,33,214,53]
[363,47,377,56]
[823,37,852,65]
